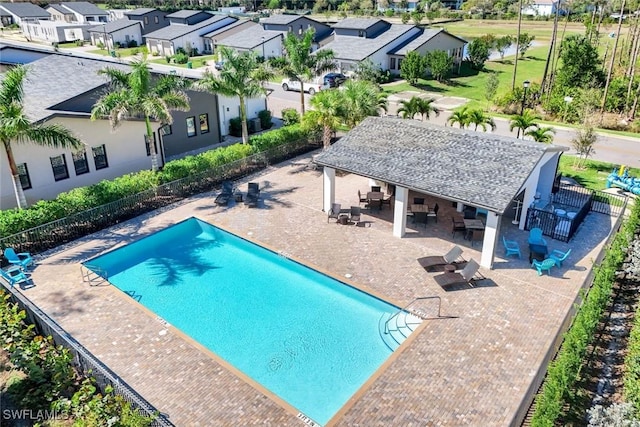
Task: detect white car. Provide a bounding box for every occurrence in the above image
[281,78,327,95]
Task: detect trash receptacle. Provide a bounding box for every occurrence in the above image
[186,61,192,69]
[110,50,116,57]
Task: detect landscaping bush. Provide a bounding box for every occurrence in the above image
[258,109,273,130]
[229,116,244,137]
[127,40,138,48]
[249,123,308,152]
[281,108,300,126]
[173,52,189,64]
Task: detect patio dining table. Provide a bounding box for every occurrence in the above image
[463,219,485,230]
[410,204,429,213]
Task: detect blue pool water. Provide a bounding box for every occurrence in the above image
[85,218,410,425]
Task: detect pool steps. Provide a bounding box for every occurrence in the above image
[379,311,423,351]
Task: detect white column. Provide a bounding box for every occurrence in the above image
[519,167,540,230]
[456,202,464,213]
[393,186,409,238]
[480,211,500,269]
[323,167,335,213]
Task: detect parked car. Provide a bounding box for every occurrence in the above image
[323,73,347,88]
[214,61,225,70]
[281,78,327,95]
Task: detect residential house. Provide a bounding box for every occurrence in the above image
[22,20,89,44]
[213,25,283,59]
[0,3,49,26]
[203,19,257,54]
[318,18,421,72]
[46,4,75,23]
[47,2,108,24]
[108,9,130,21]
[145,11,236,56]
[523,0,560,16]
[124,8,169,36]
[88,19,143,50]
[388,28,466,75]
[260,14,332,49]
[0,49,223,209]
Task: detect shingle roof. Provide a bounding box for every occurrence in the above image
[331,17,383,30]
[59,2,107,16]
[313,116,565,213]
[390,28,464,56]
[47,4,71,14]
[145,15,228,40]
[166,9,204,19]
[260,14,303,25]
[216,25,281,49]
[125,8,156,16]
[87,19,141,33]
[0,3,50,18]
[203,19,253,38]
[318,24,416,62]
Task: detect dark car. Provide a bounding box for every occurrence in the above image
[214,61,225,70]
[323,73,347,88]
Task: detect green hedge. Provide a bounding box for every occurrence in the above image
[531,201,640,426]
[0,124,308,237]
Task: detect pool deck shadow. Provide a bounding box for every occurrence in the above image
[22,152,614,427]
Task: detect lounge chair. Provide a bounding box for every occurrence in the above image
[0,267,31,288]
[418,246,465,272]
[328,203,342,223]
[214,181,234,206]
[3,248,33,270]
[434,259,481,290]
[532,258,555,276]
[503,236,521,258]
[349,206,361,225]
[244,182,260,208]
[549,248,572,267]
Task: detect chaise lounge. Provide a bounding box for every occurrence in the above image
[434,259,481,290]
[214,181,234,206]
[0,266,31,288]
[244,182,260,208]
[417,246,465,272]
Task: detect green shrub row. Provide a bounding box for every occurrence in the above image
[0,291,154,425]
[531,201,640,426]
[623,244,640,413]
[0,124,309,238]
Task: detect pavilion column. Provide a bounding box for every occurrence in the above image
[518,167,541,230]
[480,211,500,269]
[456,202,464,213]
[393,186,409,238]
[323,167,335,213]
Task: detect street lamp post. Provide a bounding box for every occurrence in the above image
[517,80,531,139]
[261,36,265,60]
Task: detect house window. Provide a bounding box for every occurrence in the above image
[390,57,396,70]
[154,16,159,24]
[50,154,69,181]
[92,145,109,170]
[298,25,303,35]
[72,150,90,175]
[16,163,32,190]
[288,25,292,33]
[144,16,149,25]
[199,114,209,134]
[144,133,158,156]
[186,116,196,137]
[160,124,172,136]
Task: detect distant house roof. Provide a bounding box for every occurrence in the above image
[217,25,281,49]
[145,15,229,41]
[166,9,205,19]
[47,4,71,14]
[87,19,141,34]
[260,14,304,25]
[125,8,157,16]
[0,3,50,18]
[58,2,108,16]
[390,28,467,56]
[203,19,253,38]
[319,24,416,62]
[331,17,383,30]
[313,116,565,214]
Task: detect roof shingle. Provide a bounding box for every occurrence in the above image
[318,24,416,62]
[0,3,50,18]
[59,2,107,16]
[145,15,228,41]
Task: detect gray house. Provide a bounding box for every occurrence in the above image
[388,28,466,75]
[214,25,283,59]
[49,2,108,24]
[0,2,49,26]
[260,14,332,48]
[88,19,143,50]
[125,8,169,36]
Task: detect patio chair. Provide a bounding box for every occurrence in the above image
[214,181,234,206]
[244,182,260,208]
[528,227,547,246]
[470,229,484,247]
[532,258,556,276]
[502,237,521,258]
[328,203,342,223]
[357,190,368,206]
[463,206,477,219]
[381,187,394,208]
[434,259,481,290]
[426,203,439,223]
[418,246,465,272]
[413,211,427,227]
[3,248,33,270]
[349,206,361,225]
[371,186,381,192]
[0,267,31,288]
[549,248,572,267]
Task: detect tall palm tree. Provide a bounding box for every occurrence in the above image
[1,66,83,209]
[91,58,190,171]
[446,106,470,128]
[194,47,272,144]
[275,29,335,114]
[303,89,342,149]
[509,109,540,139]
[526,126,556,143]
[467,109,497,132]
[338,79,388,128]
[397,96,439,121]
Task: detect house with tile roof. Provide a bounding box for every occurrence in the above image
[0,2,49,26]
[88,19,143,50]
[47,2,108,24]
[388,28,466,75]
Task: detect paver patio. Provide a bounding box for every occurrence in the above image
[19,152,614,426]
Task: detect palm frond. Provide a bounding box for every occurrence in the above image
[20,123,83,149]
[0,66,27,107]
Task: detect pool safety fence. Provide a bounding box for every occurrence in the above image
[0,137,319,257]
[0,282,174,426]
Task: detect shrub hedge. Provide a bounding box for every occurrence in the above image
[0,124,309,238]
[531,200,640,426]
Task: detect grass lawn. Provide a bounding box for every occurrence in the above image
[438,19,599,41]
[558,155,639,191]
[149,54,217,69]
[56,41,83,48]
[88,47,148,57]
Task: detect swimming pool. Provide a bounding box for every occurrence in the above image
[85,217,420,425]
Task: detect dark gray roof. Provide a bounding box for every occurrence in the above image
[216,25,281,49]
[318,24,416,62]
[332,17,383,30]
[47,4,71,14]
[87,19,140,33]
[0,3,50,18]
[203,19,253,38]
[59,2,107,16]
[125,8,156,16]
[145,15,228,40]
[391,28,468,55]
[260,14,303,25]
[166,9,203,19]
[314,116,565,214]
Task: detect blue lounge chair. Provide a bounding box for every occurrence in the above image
[503,237,521,258]
[528,228,547,246]
[0,267,31,288]
[3,248,33,270]
[550,248,572,267]
[532,258,555,276]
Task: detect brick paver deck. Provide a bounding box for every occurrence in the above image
[21,153,614,426]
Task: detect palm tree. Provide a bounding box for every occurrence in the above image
[509,109,540,139]
[275,29,335,114]
[303,89,342,149]
[91,58,189,171]
[1,66,83,209]
[338,79,388,128]
[526,126,556,143]
[446,106,470,128]
[397,96,440,121]
[467,109,497,132]
[194,47,272,144]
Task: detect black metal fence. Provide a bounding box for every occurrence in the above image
[1,283,174,426]
[0,138,319,256]
[525,184,627,242]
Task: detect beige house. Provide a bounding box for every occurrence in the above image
[388,28,466,75]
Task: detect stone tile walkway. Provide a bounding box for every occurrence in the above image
[21,152,614,426]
